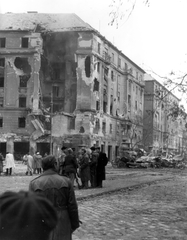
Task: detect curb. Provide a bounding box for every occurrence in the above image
[76,176,174,201]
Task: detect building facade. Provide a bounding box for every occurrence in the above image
[143,74,185,154]
[0,13,145,160]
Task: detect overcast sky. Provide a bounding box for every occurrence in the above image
[1,0,187,85]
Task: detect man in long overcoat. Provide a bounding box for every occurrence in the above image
[29,155,80,240]
[90,147,98,188]
[96,147,108,188]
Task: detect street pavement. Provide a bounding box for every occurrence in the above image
[1,162,187,239]
[73,174,187,240]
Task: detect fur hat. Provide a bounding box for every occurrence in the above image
[0,191,57,240]
[42,155,57,171]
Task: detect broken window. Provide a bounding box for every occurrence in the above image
[18,117,26,128]
[0,118,3,127]
[0,58,5,88]
[93,78,99,92]
[85,56,91,77]
[19,96,26,108]
[51,62,65,81]
[0,97,3,107]
[52,86,60,97]
[21,38,29,48]
[0,38,6,48]
[19,75,30,87]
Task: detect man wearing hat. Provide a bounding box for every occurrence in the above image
[29,155,80,240]
[0,191,58,240]
[58,146,67,175]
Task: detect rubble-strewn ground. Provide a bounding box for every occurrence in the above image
[1,163,187,239]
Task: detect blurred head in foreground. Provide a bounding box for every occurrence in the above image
[0,191,58,240]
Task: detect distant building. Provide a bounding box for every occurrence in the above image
[143,74,185,154]
[0,13,145,159]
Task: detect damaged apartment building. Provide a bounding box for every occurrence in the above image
[0,13,145,160]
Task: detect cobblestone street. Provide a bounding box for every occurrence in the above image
[73,175,187,240]
[1,163,187,239]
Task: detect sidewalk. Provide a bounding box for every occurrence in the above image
[75,164,174,200]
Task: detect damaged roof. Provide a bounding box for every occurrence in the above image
[0,13,94,32]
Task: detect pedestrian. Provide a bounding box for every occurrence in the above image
[23,154,34,175]
[63,148,78,186]
[96,147,108,188]
[4,152,15,176]
[33,152,42,174]
[78,148,90,189]
[0,153,4,176]
[29,155,80,240]
[90,147,98,188]
[58,146,67,175]
[0,191,58,240]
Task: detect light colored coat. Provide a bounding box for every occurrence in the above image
[5,153,15,169]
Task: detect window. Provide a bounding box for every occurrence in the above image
[128,94,131,110]
[0,58,5,88]
[117,92,120,102]
[112,53,114,63]
[110,123,112,133]
[110,95,113,115]
[103,89,107,113]
[52,86,59,97]
[0,38,6,48]
[136,71,138,80]
[97,62,100,73]
[98,43,101,54]
[19,75,29,87]
[18,117,26,128]
[102,121,106,133]
[135,100,137,110]
[19,96,26,108]
[118,58,121,68]
[21,38,29,48]
[111,70,114,81]
[0,118,2,128]
[96,100,100,110]
[0,97,3,107]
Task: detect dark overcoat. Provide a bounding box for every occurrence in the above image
[29,169,80,240]
[96,152,108,181]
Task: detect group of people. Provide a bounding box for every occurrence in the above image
[0,146,109,191]
[58,146,108,189]
[0,146,109,239]
[0,154,80,240]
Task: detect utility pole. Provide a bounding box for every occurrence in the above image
[50,87,53,155]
